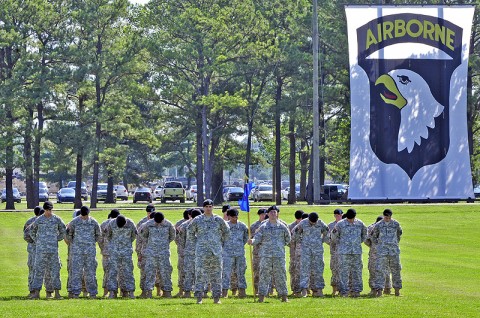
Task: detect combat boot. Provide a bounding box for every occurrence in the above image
[301,288,308,298]
[54,290,63,300]
[221,289,228,298]
[351,292,360,298]
[231,288,238,296]
[281,295,289,302]
[183,291,191,298]
[394,288,401,296]
[332,286,338,297]
[213,297,221,304]
[375,289,383,297]
[174,289,183,298]
[82,291,88,298]
[156,286,162,297]
[383,288,391,295]
[139,290,146,298]
[121,290,129,298]
[89,294,97,299]
[313,289,324,298]
[128,291,135,299]
[46,291,53,299]
[108,291,116,299]
[69,293,79,299]
[144,290,152,299]
[196,296,203,304]
[28,290,40,300]
[258,295,265,303]
[238,288,247,299]
[103,288,108,297]
[162,291,172,298]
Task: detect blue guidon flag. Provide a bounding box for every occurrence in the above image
[346,6,475,200]
[239,182,255,212]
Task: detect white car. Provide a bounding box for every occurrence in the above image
[114,185,128,201]
[186,185,198,200]
[153,186,164,200]
[282,184,300,200]
[251,184,273,202]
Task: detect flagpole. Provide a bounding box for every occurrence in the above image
[247,210,255,302]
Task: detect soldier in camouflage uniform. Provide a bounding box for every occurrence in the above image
[66,206,101,298]
[105,214,137,298]
[327,208,343,296]
[140,212,176,298]
[221,208,248,298]
[136,204,156,297]
[331,208,367,298]
[98,209,120,297]
[24,207,52,297]
[248,205,291,303]
[365,215,391,296]
[29,201,66,299]
[371,209,403,297]
[187,199,230,304]
[288,210,304,296]
[250,208,266,295]
[174,209,191,297]
[222,204,239,296]
[180,209,201,298]
[292,212,329,297]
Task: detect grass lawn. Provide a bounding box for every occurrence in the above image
[0,202,479,317]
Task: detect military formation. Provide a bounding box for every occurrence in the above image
[23,200,403,302]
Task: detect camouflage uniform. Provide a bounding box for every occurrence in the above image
[29,214,66,292]
[24,216,53,293]
[99,218,114,292]
[365,223,391,291]
[251,220,291,297]
[66,216,101,296]
[331,218,367,296]
[250,220,263,293]
[186,214,230,299]
[222,220,248,290]
[327,220,340,290]
[288,221,301,294]
[174,218,187,291]
[292,218,329,291]
[179,220,195,293]
[371,219,403,291]
[105,218,137,293]
[136,216,149,292]
[140,219,175,292]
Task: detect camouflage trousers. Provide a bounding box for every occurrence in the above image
[69,253,98,295]
[300,251,325,290]
[222,255,247,289]
[28,251,53,292]
[108,254,135,292]
[330,251,340,288]
[32,252,62,291]
[138,256,146,291]
[177,253,184,289]
[375,254,402,289]
[338,254,363,295]
[194,251,222,298]
[145,255,173,291]
[101,255,110,289]
[289,252,301,293]
[368,254,391,289]
[258,256,288,296]
[252,248,260,293]
[183,254,195,292]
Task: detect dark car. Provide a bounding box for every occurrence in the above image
[320,184,348,201]
[1,188,22,203]
[57,188,76,203]
[224,187,244,201]
[66,181,89,201]
[133,187,153,203]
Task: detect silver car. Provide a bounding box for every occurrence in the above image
[1,188,22,203]
[97,183,117,203]
[252,184,273,202]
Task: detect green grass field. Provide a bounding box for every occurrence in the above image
[0,202,479,317]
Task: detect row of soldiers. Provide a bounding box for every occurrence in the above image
[23,200,402,303]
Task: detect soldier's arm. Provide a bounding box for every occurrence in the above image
[57,218,67,241]
[397,222,403,242]
[131,222,137,242]
[23,222,34,243]
[94,222,102,243]
[284,226,292,246]
[321,223,329,244]
[169,223,176,243]
[250,226,263,246]
[361,223,368,243]
[65,223,73,244]
[186,220,197,245]
[220,219,230,244]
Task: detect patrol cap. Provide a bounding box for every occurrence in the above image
[154,212,164,223]
[383,209,393,217]
[267,205,279,213]
[333,209,343,215]
[33,206,42,216]
[148,212,156,219]
[222,205,231,213]
[345,208,356,219]
[75,210,81,217]
[257,208,267,215]
[183,209,191,220]
[110,209,120,218]
[191,209,202,218]
[203,199,214,207]
[301,213,309,219]
[308,212,319,223]
[146,204,155,213]
[116,215,126,228]
[80,206,90,216]
[43,201,53,210]
[227,208,239,217]
[294,210,304,219]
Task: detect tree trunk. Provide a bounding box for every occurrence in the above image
[288,115,296,204]
[74,151,84,209]
[196,109,204,206]
[106,175,115,203]
[202,104,211,199]
[34,101,44,208]
[307,146,314,205]
[274,75,283,205]
[25,107,35,208]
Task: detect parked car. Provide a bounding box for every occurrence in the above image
[1,188,22,203]
[251,184,273,202]
[97,183,117,203]
[161,181,185,203]
[474,186,480,198]
[192,186,206,202]
[114,185,128,201]
[57,187,76,203]
[153,185,164,200]
[186,185,198,200]
[320,184,348,201]
[66,181,89,201]
[38,187,49,202]
[133,187,153,203]
[282,184,300,200]
[224,186,244,201]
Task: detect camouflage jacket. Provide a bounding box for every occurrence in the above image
[223,221,248,257]
[252,220,291,258]
[140,219,176,257]
[371,219,402,256]
[187,214,230,257]
[29,214,66,253]
[331,218,367,255]
[23,216,37,253]
[105,218,137,256]
[180,220,196,256]
[66,216,101,255]
[135,216,149,255]
[292,218,329,253]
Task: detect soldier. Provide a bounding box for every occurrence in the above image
[248,205,291,303]
[98,209,120,297]
[222,204,238,296]
[327,208,343,296]
[288,210,304,297]
[66,206,101,298]
[141,212,176,298]
[174,209,191,297]
[292,212,329,297]
[371,209,403,297]
[187,199,230,304]
[221,208,248,298]
[105,214,137,298]
[180,209,202,298]
[29,201,66,299]
[136,204,156,297]
[24,207,51,297]
[250,208,267,295]
[331,208,367,298]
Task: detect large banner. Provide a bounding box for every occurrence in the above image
[346,6,475,200]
